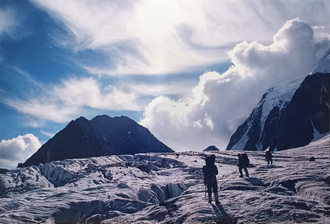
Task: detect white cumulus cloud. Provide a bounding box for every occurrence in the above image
[0,134,41,169]
[140,19,330,151]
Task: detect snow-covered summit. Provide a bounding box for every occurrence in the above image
[310,49,330,75]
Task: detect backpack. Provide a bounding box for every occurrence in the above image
[203,157,218,184]
[265,151,272,160]
[241,153,249,167]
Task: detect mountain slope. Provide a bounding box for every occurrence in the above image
[273,72,330,150]
[226,78,303,151]
[227,51,330,151]
[19,115,173,167]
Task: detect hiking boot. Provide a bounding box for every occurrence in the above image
[215,200,220,205]
[239,175,243,178]
[208,194,212,203]
[214,192,219,204]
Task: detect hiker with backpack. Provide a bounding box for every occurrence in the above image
[265,150,273,167]
[237,153,249,178]
[203,154,220,205]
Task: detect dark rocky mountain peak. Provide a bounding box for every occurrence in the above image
[203,145,220,152]
[19,115,173,167]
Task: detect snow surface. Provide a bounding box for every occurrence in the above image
[0,135,329,223]
[310,50,330,75]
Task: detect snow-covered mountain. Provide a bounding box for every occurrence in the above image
[226,52,330,151]
[19,115,173,167]
[1,136,329,223]
[226,78,303,151]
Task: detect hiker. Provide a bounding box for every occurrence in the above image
[237,153,249,178]
[265,150,273,167]
[203,154,220,205]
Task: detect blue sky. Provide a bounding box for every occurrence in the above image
[1,0,330,169]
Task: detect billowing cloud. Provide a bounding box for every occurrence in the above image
[30,0,330,75]
[140,19,330,151]
[0,134,41,169]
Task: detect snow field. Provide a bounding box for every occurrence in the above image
[0,135,329,223]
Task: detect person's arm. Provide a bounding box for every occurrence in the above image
[214,165,218,176]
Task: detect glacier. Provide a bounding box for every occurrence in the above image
[0,136,329,223]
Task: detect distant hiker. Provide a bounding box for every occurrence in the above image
[203,154,220,205]
[265,150,273,167]
[237,153,249,178]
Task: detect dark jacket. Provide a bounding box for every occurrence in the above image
[203,157,218,185]
[265,151,272,160]
[238,153,249,168]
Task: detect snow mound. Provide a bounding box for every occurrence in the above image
[0,165,53,196]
